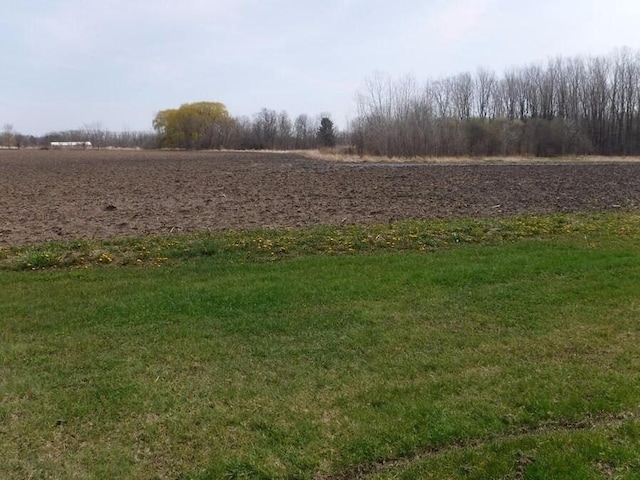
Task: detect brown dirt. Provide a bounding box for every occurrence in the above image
[1,149,639,247]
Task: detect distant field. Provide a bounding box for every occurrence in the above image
[303,149,640,164]
[1,149,639,246]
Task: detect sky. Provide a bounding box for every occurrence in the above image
[2,0,640,135]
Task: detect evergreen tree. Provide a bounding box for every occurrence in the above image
[317,117,336,147]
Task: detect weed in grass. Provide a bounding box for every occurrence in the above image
[17,250,61,270]
[2,211,639,271]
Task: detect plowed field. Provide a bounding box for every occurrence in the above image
[1,149,639,246]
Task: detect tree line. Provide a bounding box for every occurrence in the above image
[1,125,157,150]
[11,106,339,151]
[153,103,337,150]
[353,48,640,157]
[4,48,639,157]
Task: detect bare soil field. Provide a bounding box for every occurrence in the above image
[1,149,639,247]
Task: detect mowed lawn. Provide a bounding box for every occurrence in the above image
[1,219,640,479]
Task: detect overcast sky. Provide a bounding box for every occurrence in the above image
[2,0,640,135]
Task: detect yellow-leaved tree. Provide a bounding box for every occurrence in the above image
[153,102,234,149]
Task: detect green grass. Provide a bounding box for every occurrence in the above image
[1,213,640,479]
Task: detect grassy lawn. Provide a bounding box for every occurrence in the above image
[1,213,639,479]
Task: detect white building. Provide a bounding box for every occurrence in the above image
[50,141,93,149]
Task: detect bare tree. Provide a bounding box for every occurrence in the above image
[276,111,293,150]
[2,124,15,148]
[353,49,640,158]
[452,72,474,119]
[294,114,314,149]
[252,108,278,150]
[475,68,496,118]
[84,122,106,148]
